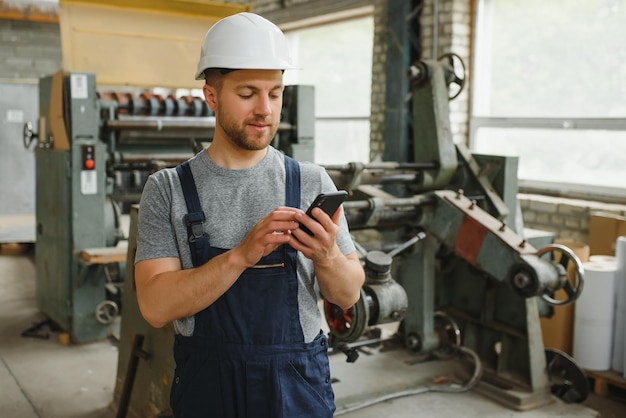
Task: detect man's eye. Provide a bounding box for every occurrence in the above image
[239,94,253,99]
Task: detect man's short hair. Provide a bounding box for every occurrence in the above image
[203,68,231,88]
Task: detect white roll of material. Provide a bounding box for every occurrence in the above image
[589,255,617,265]
[572,259,617,371]
[612,237,626,375]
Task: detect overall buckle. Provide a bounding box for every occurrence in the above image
[184,212,206,242]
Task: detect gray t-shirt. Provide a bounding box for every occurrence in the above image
[135,146,355,342]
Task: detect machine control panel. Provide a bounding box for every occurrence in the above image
[82,144,95,170]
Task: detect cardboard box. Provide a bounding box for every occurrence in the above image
[588,212,626,256]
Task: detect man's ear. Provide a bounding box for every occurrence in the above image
[203,84,218,111]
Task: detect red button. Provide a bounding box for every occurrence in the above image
[85,159,95,169]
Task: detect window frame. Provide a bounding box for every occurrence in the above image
[468,0,626,202]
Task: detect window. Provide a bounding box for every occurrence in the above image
[470,0,626,200]
[284,15,373,164]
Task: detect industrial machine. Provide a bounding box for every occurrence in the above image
[321,53,588,412]
[107,52,590,417]
[26,70,314,343]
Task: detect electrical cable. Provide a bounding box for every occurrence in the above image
[333,345,483,416]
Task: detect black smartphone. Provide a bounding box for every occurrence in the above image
[300,191,348,236]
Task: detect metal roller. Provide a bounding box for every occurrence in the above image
[105,116,217,131]
[342,195,434,229]
[323,161,439,189]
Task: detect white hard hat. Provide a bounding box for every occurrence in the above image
[195,12,299,80]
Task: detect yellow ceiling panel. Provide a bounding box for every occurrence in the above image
[59,0,249,89]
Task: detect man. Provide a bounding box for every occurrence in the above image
[134,12,365,418]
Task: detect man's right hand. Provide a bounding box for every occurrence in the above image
[231,207,300,268]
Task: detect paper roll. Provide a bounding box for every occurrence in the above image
[612,237,626,375]
[572,260,617,371]
[589,255,617,265]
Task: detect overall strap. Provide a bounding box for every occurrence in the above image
[175,161,210,267]
[283,155,301,209]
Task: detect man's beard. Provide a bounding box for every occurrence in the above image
[217,108,278,151]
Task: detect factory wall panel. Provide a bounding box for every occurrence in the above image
[0,82,38,216]
[0,19,61,80]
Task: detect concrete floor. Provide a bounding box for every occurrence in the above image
[1,248,626,418]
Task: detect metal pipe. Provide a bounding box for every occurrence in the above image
[344,194,435,210]
[105,116,216,130]
[342,194,435,229]
[104,117,294,132]
[323,162,439,188]
[117,153,192,163]
[323,162,438,172]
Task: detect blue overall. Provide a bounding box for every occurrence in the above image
[171,156,335,418]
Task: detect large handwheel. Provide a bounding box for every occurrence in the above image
[324,288,369,344]
[439,52,466,100]
[23,122,37,149]
[537,244,584,306]
[95,300,119,325]
[432,311,461,360]
[546,348,589,403]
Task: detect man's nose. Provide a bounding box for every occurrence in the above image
[254,95,272,116]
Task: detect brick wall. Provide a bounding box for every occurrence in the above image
[519,194,626,244]
[368,0,386,160]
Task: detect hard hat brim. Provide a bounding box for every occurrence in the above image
[194,62,301,80]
